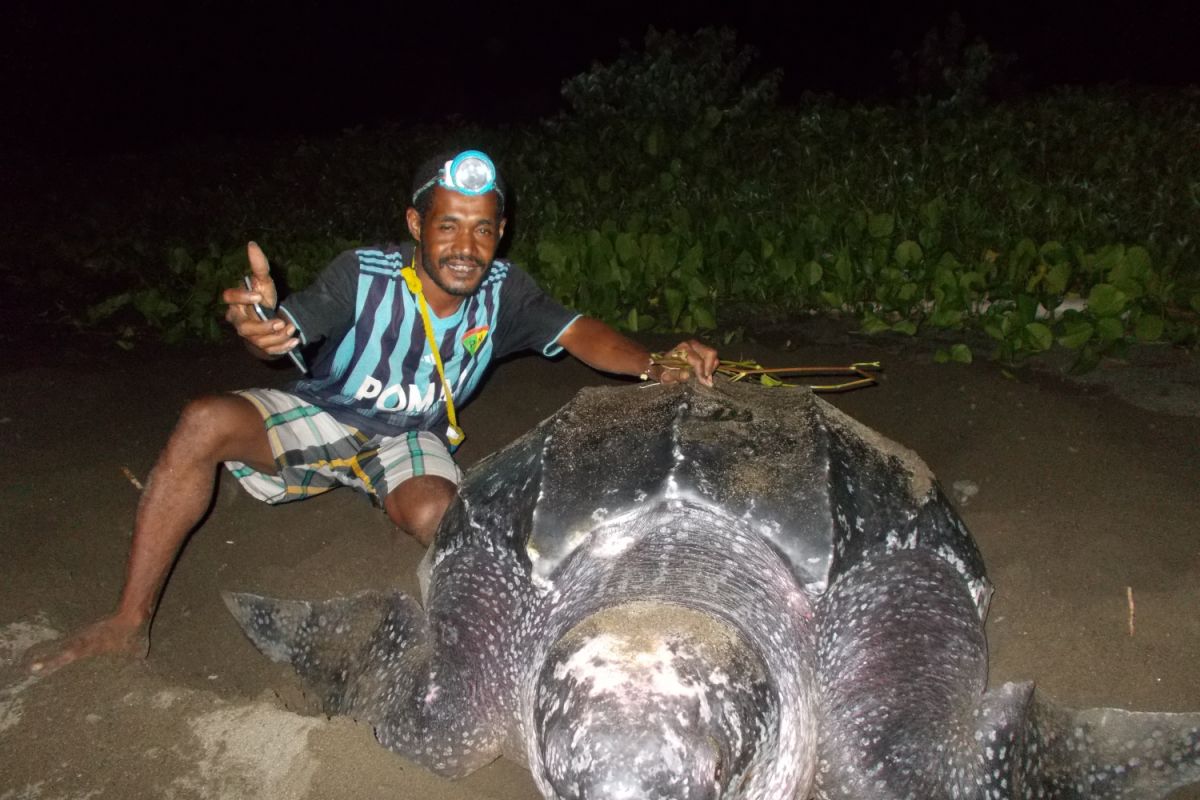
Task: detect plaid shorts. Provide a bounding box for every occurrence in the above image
[224,388,461,505]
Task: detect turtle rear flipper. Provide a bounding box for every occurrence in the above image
[980,683,1200,800]
[224,588,503,778]
[223,589,427,720]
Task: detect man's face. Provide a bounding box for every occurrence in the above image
[407,186,506,303]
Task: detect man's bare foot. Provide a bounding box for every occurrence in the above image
[24,616,149,676]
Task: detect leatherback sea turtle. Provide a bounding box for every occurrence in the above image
[226,382,1200,799]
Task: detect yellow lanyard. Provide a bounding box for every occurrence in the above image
[401,261,465,447]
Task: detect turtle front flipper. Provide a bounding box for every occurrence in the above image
[815,548,992,799]
[815,549,1200,799]
[223,588,503,778]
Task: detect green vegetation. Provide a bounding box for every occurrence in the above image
[19,28,1199,369]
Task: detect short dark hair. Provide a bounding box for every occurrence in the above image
[410,150,507,219]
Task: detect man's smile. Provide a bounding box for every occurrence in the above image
[439,256,486,277]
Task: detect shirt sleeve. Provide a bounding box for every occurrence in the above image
[277,249,359,346]
[493,263,581,359]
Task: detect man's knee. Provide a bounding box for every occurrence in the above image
[384,476,457,546]
[170,394,272,467]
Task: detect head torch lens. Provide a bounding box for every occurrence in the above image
[445,151,496,196]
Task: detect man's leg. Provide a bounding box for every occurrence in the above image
[28,393,275,674]
[383,475,457,547]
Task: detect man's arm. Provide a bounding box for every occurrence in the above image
[556,317,718,386]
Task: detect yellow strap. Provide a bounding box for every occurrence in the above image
[401,263,465,447]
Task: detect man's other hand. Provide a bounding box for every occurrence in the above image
[221,242,300,357]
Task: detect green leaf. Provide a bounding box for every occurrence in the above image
[1125,246,1151,275]
[1087,283,1129,317]
[773,256,797,281]
[626,307,639,331]
[1008,239,1039,276]
[802,261,823,286]
[1057,320,1094,349]
[868,212,895,239]
[1096,316,1124,342]
[680,243,704,273]
[834,252,853,286]
[615,232,638,265]
[1016,294,1039,325]
[86,292,132,323]
[1024,322,1053,352]
[664,288,685,326]
[691,303,717,330]
[959,270,984,291]
[949,343,973,363]
[1039,240,1068,265]
[860,313,891,334]
[934,349,950,364]
[734,249,756,274]
[928,308,964,328]
[1134,314,1163,342]
[1044,263,1072,295]
[537,241,564,266]
[1093,245,1125,275]
[891,319,918,336]
[168,247,193,275]
[894,240,923,267]
[920,197,945,229]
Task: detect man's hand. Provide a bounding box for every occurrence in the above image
[651,339,719,387]
[221,242,300,357]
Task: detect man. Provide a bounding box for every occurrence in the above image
[29,149,718,674]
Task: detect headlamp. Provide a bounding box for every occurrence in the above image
[412,150,502,205]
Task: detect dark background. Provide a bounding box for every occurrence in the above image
[3,0,1198,155]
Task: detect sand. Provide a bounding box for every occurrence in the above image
[1,321,1197,799]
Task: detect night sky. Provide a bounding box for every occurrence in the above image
[4,0,1198,154]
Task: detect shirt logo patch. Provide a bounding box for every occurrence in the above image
[461,326,489,356]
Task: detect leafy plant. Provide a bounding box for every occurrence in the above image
[26,28,1197,371]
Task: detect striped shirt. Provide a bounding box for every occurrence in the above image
[280,243,580,444]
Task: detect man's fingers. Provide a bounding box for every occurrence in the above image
[660,367,692,385]
[246,241,271,280]
[670,339,719,386]
[260,337,301,355]
[244,241,279,309]
[235,317,296,347]
[221,287,263,307]
[247,330,300,355]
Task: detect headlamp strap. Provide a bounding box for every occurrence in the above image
[401,260,465,448]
